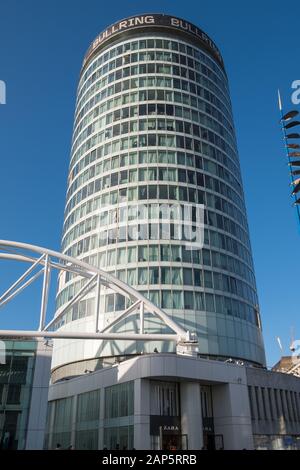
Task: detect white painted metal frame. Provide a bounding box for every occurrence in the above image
[285,360,300,377]
[0,240,198,354]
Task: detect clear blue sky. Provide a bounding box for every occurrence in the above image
[0,0,299,367]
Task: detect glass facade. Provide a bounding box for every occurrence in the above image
[54,15,265,367]
[45,369,300,450]
[51,397,73,448]
[75,390,100,449]
[46,381,134,450]
[105,381,134,419]
[150,381,179,416]
[104,381,134,450]
[0,340,36,449]
[46,390,101,449]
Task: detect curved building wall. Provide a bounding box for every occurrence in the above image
[52,15,265,372]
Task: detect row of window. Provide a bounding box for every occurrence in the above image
[62,247,256,300]
[64,181,250,247]
[59,261,256,309]
[62,199,246,255]
[55,297,95,325]
[105,382,134,419]
[80,37,227,98]
[50,385,133,430]
[76,64,230,133]
[59,242,255,299]
[130,266,254,303]
[79,226,253,275]
[69,136,240,210]
[65,147,241,216]
[253,435,300,451]
[103,426,133,451]
[107,289,258,324]
[66,232,250,283]
[75,72,232,143]
[47,383,134,449]
[63,206,250,258]
[66,164,243,222]
[248,385,300,423]
[62,222,255,285]
[77,54,229,119]
[150,381,179,416]
[74,76,232,145]
[0,350,35,441]
[55,286,258,329]
[72,100,237,170]
[66,240,255,287]
[65,158,244,219]
[74,76,233,146]
[78,52,228,116]
[72,129,237,198]
[69,165,240,214]
[68,149,242,217]
[73,79,234,161]
[73,96,235,155]
[73,130,235,175]
[71,123,240,197]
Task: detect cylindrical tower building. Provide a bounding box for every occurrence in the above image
[52,14,265,377]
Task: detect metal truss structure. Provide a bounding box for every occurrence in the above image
[284,360,300,378]
[0,240,198,356]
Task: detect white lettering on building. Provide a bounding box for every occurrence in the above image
[0,80,6,105]
[85,15,222,67]
[291,80,300,105]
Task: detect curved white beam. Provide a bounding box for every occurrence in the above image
[0,240,188,339]
[0,330,178,341]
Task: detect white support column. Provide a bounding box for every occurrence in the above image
[180,382,203,450]
[139,302,144,334]
[39,255,51,331]
[212,382,254,450]
[134,379,151,450]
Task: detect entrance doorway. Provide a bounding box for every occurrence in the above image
[161,432,188,450]
[203,433,224,450]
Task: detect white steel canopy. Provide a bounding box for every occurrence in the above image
[0,240,198,356]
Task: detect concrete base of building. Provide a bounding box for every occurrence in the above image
[47,354,300,450]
